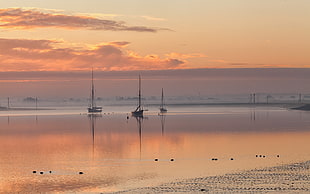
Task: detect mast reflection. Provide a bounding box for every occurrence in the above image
[88,114,102,158]
[251,109,256,121]
[133,115,147,160]
[135,116,143,159]
[159,114,166,136]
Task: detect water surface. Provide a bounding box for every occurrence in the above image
[0,106,309,193]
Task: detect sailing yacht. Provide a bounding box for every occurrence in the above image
[88,69,102,113]
[131,75,144,117]
[159,88,167,113]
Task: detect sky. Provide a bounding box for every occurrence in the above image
[0,0,309,98]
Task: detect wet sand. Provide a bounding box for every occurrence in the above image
[116,160,310,193]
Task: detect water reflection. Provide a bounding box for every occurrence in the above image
[0,107,310,193]
[135,116,143,159]
[88,114,102,158]
[159,114,166,136]
[250,109,256,121]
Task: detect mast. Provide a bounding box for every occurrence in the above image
[138,75,141,110]
[91,68,95,108]
[35,97,38,110]
[161,88,164,109]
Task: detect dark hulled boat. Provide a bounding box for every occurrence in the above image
[159,88,167,113]
[132,75,144,117]
[88,69,102,113]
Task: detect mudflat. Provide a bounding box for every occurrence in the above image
[119,160,310,193]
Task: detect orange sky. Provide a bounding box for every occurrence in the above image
[0,1,309,97]
[0,1,310,72]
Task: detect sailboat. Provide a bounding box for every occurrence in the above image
[131,75,144,117]
[159,88,167,113]
[88,69,102,113]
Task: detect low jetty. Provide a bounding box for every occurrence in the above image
[291,104,310,111]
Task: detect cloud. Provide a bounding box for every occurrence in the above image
[0,8,167,32]
[108,41,130,47]
[208,59,228,63]
[2,38,302,71]
[166,52,208,59]
[165,59,185,67]
[0,38,185,72]
[0,38,54,50]
[141,16,166,21]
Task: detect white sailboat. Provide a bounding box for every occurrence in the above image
[88,69,102,113]
[159,88,167,113]
[131,75,144,117]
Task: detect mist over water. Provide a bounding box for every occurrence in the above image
[1,93,309,110]
[1,68,310,98]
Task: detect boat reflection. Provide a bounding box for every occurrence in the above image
[159,114,166,136]
[135,116,143,159]
[250,109,256,121]
[88,114,102,158]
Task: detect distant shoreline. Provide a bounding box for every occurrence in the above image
[0,103,307,111]
[159,102,300,107]
[0,107,53,111]
[106,102,305,108]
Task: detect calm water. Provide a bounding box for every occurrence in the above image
[0,106,310,193]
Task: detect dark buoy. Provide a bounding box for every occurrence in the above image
[170,158,174,161]
[200,188,207,192]
[263,155,266,158]
[259,155,262,157]
[79,171,84,174]
[230,158,234,160]
[33,171,37,173]
[155,158,158,161]
[40,171,44,174]
[256,155,258,157]
[49,171,52,173]
[277,155,280,157]
[126,116,129,119]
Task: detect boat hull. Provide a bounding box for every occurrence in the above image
[131,110,144,117]
[88,107,102,113]
[160,108,167,113]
